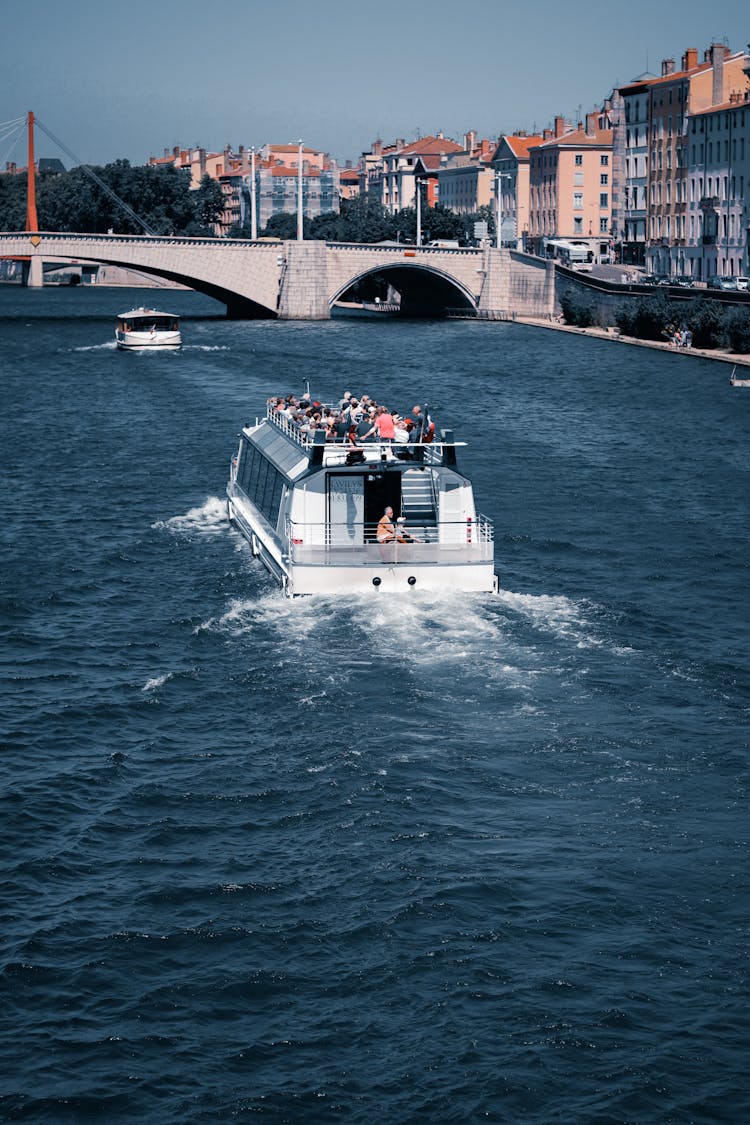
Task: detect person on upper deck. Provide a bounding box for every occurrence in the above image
[410,404,435,443]
[366,406,396,443]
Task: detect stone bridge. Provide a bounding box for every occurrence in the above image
[0,231,555,320]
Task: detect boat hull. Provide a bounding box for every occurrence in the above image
[116,331,181,350]
[227,487,496,597]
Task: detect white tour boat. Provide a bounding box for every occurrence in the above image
[226,402,497,596]
[115,308,181,350]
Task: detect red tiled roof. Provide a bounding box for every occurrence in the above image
[267,144,320,154]
[504,135,544,159]
[398,135,463,156]
[536,127,613,150]
[690,93,750,115]
[267,164,322,177]
[619,61,711,95]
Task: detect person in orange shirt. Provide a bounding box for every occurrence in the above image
[376,507,396,543]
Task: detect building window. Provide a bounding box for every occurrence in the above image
[575,154,583,166]
[599,193,608,208]
[574,216,583,233]
[574,192,583,209]
[600,154,609,166]
[600,174,608,185]
[600,218,608,234]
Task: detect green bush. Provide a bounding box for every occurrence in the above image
[684,300,724,349]
[721,306,750,353]
[560,287,596,327]
[615,291,678,341]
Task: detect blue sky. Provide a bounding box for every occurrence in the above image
[2,0,748,168]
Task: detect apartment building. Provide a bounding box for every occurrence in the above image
[491,132,542,249]
[528,111,613,260]
[685,56,750,278]
[375,135,463,212]
[616,45,750,273]
[435,135,496,214]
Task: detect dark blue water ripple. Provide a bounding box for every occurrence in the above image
[1,287,749,1123]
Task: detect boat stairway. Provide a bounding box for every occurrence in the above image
[401,469,437,531]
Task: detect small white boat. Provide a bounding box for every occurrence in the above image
[227,399,497,597]
[729,366,750,387]
[116,308,181,350]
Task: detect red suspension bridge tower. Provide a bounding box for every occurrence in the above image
[24,111,43,286]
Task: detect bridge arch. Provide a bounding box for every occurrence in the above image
[330,262,476,316]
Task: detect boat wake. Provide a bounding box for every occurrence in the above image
[193,580,633,695]
[73,341,118,352]
[152,496,228,537]
[182,345,230,352]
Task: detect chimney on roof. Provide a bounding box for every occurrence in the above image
[682,47,698,70]
[554,115,566,137]
[437,130,444,139]
[661,58,675,76]
[6,161,16,173]
[710,42,725,105]
[463,129,476,151]
[164,148,169,158]
[585,111,597,136]
[372,139,382,155]
[173,146,180,158]
[543,128,552,140]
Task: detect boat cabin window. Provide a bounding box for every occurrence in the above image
[127,316,178,331]
[237,441,284,525]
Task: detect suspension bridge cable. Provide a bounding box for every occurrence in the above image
[0,119,26,171]
[34,116,159,236]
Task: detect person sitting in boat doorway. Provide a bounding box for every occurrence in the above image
[377,506,396,543]
[395,516,419,543]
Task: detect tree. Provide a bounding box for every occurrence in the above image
[721,306,750,353]
[260,212,298,239]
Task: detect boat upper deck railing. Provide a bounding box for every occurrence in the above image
[261,405,465,466]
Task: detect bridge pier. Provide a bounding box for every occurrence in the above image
[278,241,330,320]
[22,256,43,288]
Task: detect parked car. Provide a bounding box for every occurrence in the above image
[708,277,738,290]
[736,276,749,292]
[672,275,694,288]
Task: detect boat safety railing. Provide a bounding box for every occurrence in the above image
[285,516,494,566]
[264,406,464,464]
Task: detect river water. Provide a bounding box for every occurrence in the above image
[2,286,749,1123]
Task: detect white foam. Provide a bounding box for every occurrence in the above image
[153,496,227,537]
[73,340,118,352]
[182,344,230,351]
[142,672,174,692]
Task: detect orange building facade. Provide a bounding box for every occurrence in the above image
[528,111,614,260]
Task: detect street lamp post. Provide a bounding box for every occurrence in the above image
[250,146,257,241]
[495,171,511,248]
[297,138,304,242]
[416,176,422,247]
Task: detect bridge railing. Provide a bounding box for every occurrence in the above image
[0,230,286,248]
[325,241,481,255]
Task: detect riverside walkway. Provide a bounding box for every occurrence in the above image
[514,315,750,369]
